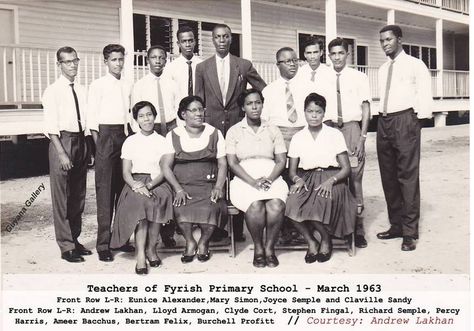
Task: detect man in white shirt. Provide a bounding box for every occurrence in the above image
[326,38,371,248]
[163,25,202,102]
[87,44,133,261]
[376,25,433,251]
[132,45,179,135]
[42,46,91,263]
[262,47,324,245]
[296,36,332,86]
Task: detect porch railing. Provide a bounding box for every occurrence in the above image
[406,0,469,13]
[0,45,469,106]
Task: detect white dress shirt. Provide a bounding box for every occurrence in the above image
[87,73,132,132]
[42,75,87,138]
[163,54,203,102]
[121,131,173,179]
[131,72,178,131]
[215,54,230,102]
[324,66,371,123]
[262,76,328,127]
[165,123,226,159]
[288,124,347,169]
[378,50,433,119]
[296,62,332,84]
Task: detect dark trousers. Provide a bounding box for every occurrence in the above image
[95,125,126,251]
[376,109,421,239]
[49,131,88,253]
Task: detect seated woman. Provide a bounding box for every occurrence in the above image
[161,96,227,263]
[110,101,174,275]
[226,89,288,268]
[285,93,356,263]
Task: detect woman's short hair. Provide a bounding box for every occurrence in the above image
[237,88,264,108]
[304,93,326,111]
[177,95,205,120]
[132,100,157,120]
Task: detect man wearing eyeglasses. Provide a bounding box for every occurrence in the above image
[42,46,91,263]
[261,47,328,245]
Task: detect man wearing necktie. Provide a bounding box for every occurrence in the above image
[326,38,371,249]
[376,25,433,251]
[296,36,332,86]
[132,45,179,247]
[42,46,91,263]
[163,25,203,104]
[195,23,266,242]
[88,44,133,262]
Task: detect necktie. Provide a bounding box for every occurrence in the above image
[311,70,316,82]
[187,60,193,96]
[382,60,395,117]
[219,58,226,104]
[69,83,83,132]
[156,77,167,136]
[286,81,297,123]
[336,73,343,127]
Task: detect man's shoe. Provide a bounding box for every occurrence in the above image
[266,255,279,268]
[234,234,246,242]
[354,235,368,248]
[111,244,135,253]
[74,243,92,256]
[98,250,114,262]
[376,229,403,240]
[61,250,85,263]
[401,237,416,251]
[253,255,266,268]
[162,237,176,248]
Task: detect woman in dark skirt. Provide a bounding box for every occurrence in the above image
[285,93,356,263]
[110,101,173,275]
[161,96,227,264]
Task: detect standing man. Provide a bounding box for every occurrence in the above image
[164,25,202,102]
[43,46,91,262]
[326,38,371,248]
[262,47,323,245]
[195,23,266,135]
[296,36,332,85]
[132,45,178,247]
[195,23,266,242]
[376,25,433,251]
[132,45,178,135]
[87,44,133,262]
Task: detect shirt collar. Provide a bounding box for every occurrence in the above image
[106,72,123,81]
[240,116,269,129]
[216,53,230,63]
[59,75,76,86]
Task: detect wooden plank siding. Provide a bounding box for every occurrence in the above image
[0,0,120,51]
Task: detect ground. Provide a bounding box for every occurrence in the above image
[0,124,469,274]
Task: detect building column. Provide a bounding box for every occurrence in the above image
[120,0,134,80]
[325,0,337,44]
[241,0,253,60]
[436,18,444,98]
[387,9,395,25]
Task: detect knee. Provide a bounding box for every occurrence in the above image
[247,201,265,215]
[266,199,285,214]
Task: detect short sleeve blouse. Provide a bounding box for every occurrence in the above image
[288,124,347,169]
[225,118,286,160]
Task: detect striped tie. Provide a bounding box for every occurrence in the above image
[286,81,297,123]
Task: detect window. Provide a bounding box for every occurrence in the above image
[357,45,368,66]
[403,43,436,69]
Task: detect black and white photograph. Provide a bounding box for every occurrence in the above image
[0,0,470,330]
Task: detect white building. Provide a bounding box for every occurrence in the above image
[0,0,469,136]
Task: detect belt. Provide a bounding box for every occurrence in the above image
[60,130,84,136]
[98,124,125,131]
[324,120,359,128]
[379,108,414,117]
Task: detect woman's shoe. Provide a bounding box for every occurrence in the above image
[135,264,148,275]
[181,250,196,264]
[253,254,266,268]
[304,251,319,264]
[147,257,162,268]
[317,240,333,263]
[266,255,279,268]
[197,250,211,262]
